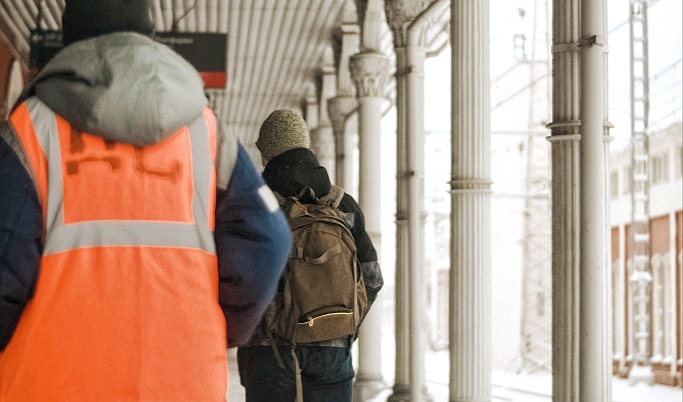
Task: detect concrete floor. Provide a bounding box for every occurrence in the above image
[225,347,682,402]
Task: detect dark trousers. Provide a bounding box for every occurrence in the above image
[237,345,354,402]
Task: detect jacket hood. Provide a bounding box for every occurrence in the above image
[23,32,207,147]
[261,148,331,199]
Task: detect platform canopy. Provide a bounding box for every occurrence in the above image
[0,0,448,147]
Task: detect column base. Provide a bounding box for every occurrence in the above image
[386,385,409,402]
[628,364,655,386]
[386,385,433,402]
[353,376,386,402]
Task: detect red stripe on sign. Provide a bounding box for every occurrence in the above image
[200,72,227,89]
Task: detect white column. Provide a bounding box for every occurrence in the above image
[343,113,358,196]
[549,0,613,399]
[450,1,492,401]
[352,3,392,400]
[304,85,320,134]
[546,134,581,401]
[388,44,411,402]
[336,23,361,96]
[578,0,612,399]
[349,50,390,401]
[311,54,337,180]
[405,41,428,402]
[384,3,410,401]
[328,96,358,190]
[386,1,448,400]
[329,22,361,190]
[547,0,581,399]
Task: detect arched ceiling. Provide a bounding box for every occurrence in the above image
[0,0,449,152]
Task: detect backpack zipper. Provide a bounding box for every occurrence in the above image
[305,311,352,326]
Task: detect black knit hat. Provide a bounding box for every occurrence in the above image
[62,0,155,46]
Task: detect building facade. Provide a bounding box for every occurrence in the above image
[610,122,683,387]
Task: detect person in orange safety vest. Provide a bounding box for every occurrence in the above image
[0,0,291,400]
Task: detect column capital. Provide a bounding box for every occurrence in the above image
[349,51,390,98]
[327,95,358,136]
[385,0,434,46]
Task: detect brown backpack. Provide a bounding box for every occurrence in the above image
[263,185,369,343]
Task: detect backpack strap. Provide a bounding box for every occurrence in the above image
[277,185,344,207]
[265,328,303,402]
[296,186,317,203]
[272,191,286,204]
[318,185,345,208]
[265,329,287,371]
[291,347,304,402]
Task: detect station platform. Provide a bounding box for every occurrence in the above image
[226,347,682,402]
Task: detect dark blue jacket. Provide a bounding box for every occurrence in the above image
[0,32,291,351]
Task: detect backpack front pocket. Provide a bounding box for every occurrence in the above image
[292,307,354,343]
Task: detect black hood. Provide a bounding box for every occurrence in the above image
[261,148,331,199]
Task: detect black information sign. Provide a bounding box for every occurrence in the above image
[28,31,228,89]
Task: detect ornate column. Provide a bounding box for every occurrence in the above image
[547,0,581,399]
[351,2,391,400]
[349,48,390,402]
[386,1,447,400]
[310,49,337,180]
[328,97,357,192]
[388,43,411,402]
[328,32,358,191]
[548,0,612,399]
[450,1,492,401]
[329,21,360,191]
[327,103,358,192]
[304,84,320,136]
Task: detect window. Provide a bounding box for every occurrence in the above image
[651,152,670,185]
[622,165,632,195]
[650,252,674,363]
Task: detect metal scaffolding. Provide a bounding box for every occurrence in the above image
[517,0,553,374]
[628,0,655,384]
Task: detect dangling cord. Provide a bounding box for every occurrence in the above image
[265,328,302,402]
[265,328,287,371]
[291,346,304,402]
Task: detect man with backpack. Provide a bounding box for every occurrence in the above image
[237,109,384,402]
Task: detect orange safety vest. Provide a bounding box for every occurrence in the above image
[0,97,228,401]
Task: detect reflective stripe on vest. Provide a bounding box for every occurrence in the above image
[11,97,217,255]
[2,98,228,401]
[8,100,49,224]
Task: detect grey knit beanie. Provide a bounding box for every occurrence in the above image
[256,109,310,162]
